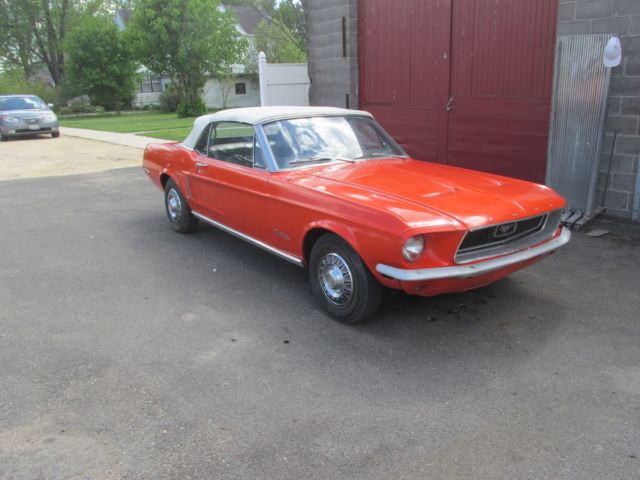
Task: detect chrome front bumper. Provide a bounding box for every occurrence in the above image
[376,227,571,282]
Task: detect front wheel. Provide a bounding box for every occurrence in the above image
[164,178,199,233]
[309,234,382,324]
[51,131,60,138]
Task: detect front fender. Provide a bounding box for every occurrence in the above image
[302,220,362,255]
[301,219,404,289]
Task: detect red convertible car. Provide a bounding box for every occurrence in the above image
[143,107,570,324]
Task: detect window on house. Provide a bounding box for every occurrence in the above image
[151,77,162,92]
[141,74,162,93]
[141,75,152,93]
[235,82,247,95]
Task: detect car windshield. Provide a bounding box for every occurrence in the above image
[0,96,47,111]
[262,115,407,170]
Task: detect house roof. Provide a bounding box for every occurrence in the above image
[225,5,269,35]
[181,107,373,150]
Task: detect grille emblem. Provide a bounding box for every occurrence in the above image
[493,222,517,238]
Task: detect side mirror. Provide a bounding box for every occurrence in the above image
[47,103,54,108]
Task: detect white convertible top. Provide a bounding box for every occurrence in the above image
[181,106,373,150]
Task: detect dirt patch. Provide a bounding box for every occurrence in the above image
[0,135,142,181]
[0,417,121,480]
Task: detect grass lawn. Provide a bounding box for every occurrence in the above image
[59,112,196,133]
[140,124,251,142]
[141,127,192,142]
[60,110,245,143]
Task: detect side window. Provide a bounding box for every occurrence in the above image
[349,117,389,152]
[254,136,267,168]
[194,124,210,155]
[207,121,255,168]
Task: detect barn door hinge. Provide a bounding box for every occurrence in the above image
[446,97,455,112]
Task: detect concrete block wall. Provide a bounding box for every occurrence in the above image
[305,0,358,109]
[559,0,640,219]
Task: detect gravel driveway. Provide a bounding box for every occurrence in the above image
[0,135,141,181]
[1,137,639,479]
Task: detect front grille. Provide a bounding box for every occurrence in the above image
[459,214,547,254]
[15,128,51,134]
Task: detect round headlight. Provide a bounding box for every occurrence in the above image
[402,235,424,262]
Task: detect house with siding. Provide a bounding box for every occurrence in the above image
[306,0,640,222]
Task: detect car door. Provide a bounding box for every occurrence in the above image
[187,121,269,241]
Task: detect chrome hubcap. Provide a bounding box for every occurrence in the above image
[319,253,353,305]
[167,189,182,222]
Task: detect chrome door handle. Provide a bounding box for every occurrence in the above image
[195,162,208,168]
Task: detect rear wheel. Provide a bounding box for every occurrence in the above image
[0,131,7,142]
[164,178,199,233]
[309,234,382,324]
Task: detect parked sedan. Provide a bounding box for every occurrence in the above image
[143,107,570,324]
[0,95,59,141]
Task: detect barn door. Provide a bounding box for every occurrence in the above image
[447,0,558,183]
[358,0,558,183]
[358,0,452,163]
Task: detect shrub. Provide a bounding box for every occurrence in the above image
[66,17,137,112]
[177,97,206,118]
[159,84,180,113]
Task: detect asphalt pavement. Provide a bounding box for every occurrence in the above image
[1,162,639,479]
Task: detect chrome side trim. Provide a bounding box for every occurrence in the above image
[376,227,571,282]
[192,211,304,267]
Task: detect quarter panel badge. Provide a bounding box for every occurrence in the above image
[274,229,290,241]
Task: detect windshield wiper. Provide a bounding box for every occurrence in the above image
[289,155,356,165]
[355,152,407,159]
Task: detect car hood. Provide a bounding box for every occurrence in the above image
[1,109,52,118]
[290,158,565,230]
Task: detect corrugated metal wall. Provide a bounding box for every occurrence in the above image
[546,34,611,216]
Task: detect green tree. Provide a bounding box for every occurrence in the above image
[126,0,247,117]
[254,18,306,63]
[66,16,138,112]
[0,0,109,88]
[225,0,306,64]
[270,0,306,54]
[0,68,58,104]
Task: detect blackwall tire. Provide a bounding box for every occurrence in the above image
[164,178,199,234]
[309,234,382,324]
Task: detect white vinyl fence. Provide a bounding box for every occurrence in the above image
[258,52,310,107]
